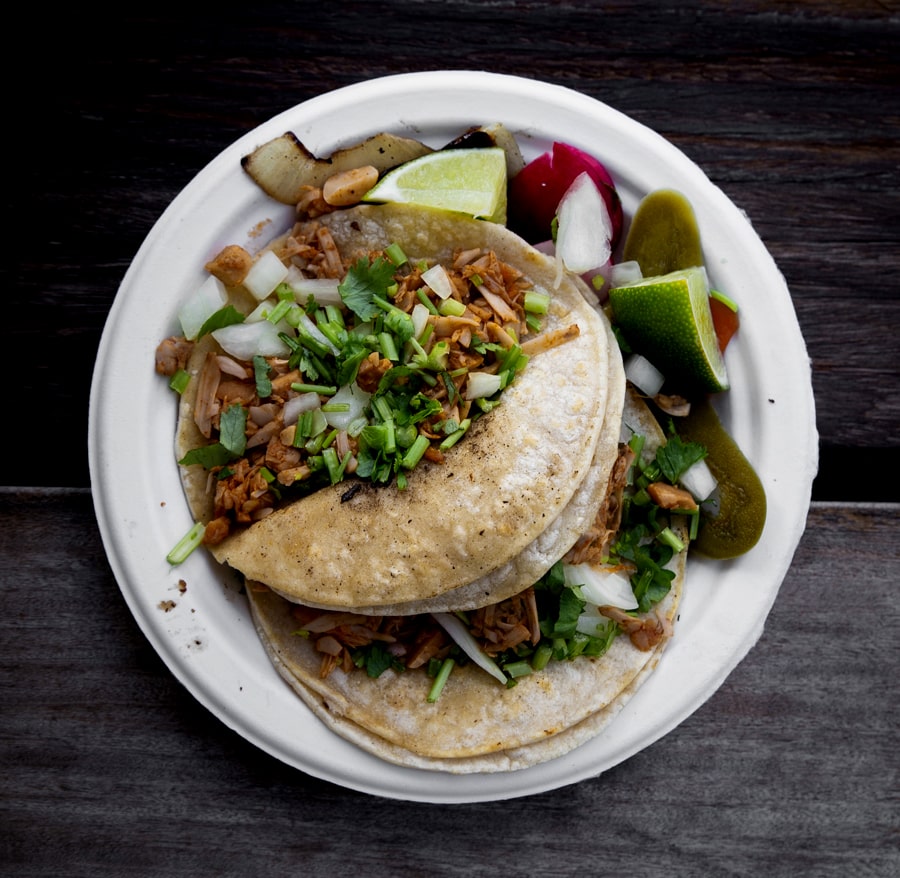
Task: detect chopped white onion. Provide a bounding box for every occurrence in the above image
[411,302,430,340]
[555,172,613,275]
[421,263,454,300]
[284,267,343,306]
[431,613,507,684]
[212,320,292,359]
[243,250,289,301]
[624,353,665,397]
[283,392,322,426]
[178,275,227,340]
[245,297,276,323]
[679,457,718,502]
[322,383,371,430]
[564,563,639,611]
[610,260,644,288]
[575,607,610,637]
[465,370,503,400]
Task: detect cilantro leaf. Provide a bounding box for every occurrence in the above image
[656,428,707,482]
[339,256,397,321]
[253,355,273,398]
[219,403,247,457]
[178,443,234,469]
[197,305,245,338]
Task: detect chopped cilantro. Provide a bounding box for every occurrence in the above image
[197,304,245,338]
[219,403,247,457]
[656,427,707,482]
[253,355,273,398]
[178,442,234,469]
[339,256,397,321]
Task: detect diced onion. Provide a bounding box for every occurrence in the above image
[322,384,371,430]
[212,320,292,359]
[564,563,638,611]
[575,607,610,637]
[178,276,227,340]
[411,302,430,339]
[679,458,718,502]
[284,267,343,306]
[421,264,454,300]
[465,371,503,400]
[555,172,613,275]
[624,353,665,397]
[245,297,277,323]
[243,250,289,301]
[283,392,322,426]
[610,260,643,288]
[431,613,507,684]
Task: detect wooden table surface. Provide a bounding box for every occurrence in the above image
[5,4,898,876]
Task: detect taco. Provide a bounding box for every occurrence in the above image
[173,203,622,611]
[245,388,688,772]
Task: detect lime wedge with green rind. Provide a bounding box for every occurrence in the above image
[362,148,508,223]
[609,266,729,394]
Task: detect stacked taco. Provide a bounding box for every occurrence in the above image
[163,202,689,773]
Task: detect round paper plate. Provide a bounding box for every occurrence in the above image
[89,71,818,803]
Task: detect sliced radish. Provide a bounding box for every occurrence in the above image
[507,141,623,245]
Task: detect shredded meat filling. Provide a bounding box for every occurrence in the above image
[161,220,561,541]
[564,443,636,566]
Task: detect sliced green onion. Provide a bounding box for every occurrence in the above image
[439,418,471,451]
[291,382,337,395]
[416,288,440,315]
[385,242,408,266]
[321,402,351,413]
[400,434,430,469]
[166,522,205,565]
[438,297,467,317]
[266,298,294,325]
[523,289,551,314]
[426,657,455,703]
[168,369,190,394]
[322,447,351,484]
[658,526,686,553]
[531,642,553,671]
[379,331,400,362]
[503,660,533,679]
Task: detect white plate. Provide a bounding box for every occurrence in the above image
[89,71,818,803]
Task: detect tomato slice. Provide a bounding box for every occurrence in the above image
[709,296,739,352]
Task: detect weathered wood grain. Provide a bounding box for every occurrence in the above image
[1,489,898,876]
[7,3,898,491]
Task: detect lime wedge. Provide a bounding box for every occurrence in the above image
[609,266,729,394]
[362,148,508,223]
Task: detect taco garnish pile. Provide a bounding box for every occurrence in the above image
[155,124,754,772]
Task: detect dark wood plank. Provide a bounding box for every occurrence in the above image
[1,489,897,876]
[7,3,899,492]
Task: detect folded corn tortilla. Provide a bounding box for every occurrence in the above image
[177,204,618,610]
[246,390,685,772]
